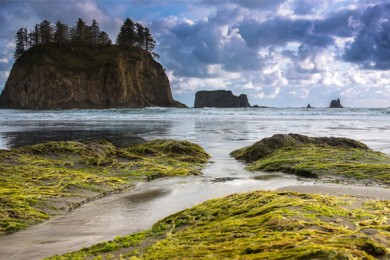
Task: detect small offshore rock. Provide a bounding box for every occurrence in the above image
[329,98,343,108]
[194,90,251,108]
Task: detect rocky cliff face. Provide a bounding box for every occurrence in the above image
[194,90,251,108]
[0,44,185,109]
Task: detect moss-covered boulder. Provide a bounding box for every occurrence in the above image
[47,190,390,259]
[0,139,209,235]
[231,134,390,184]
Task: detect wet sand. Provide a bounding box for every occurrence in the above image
[278,184,390,200]
[0,170,308,260]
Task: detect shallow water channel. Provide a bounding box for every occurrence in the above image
[0,147,309,259]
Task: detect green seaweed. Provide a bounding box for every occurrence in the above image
[0,139,209,235]
[246,146,390,184]
[124,139,210,163]
[47,191,390,259]
[231,134,390,185]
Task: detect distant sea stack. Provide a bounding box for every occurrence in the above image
[0,45,186,109]
[329,98,343,108]
[194,90,251,108]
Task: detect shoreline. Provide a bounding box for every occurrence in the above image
[277,183,390,200]
[0,139,210,236]
[1,178,389,259]
[47,185,390,259]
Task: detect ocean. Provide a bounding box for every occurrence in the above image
[1,107,389,154]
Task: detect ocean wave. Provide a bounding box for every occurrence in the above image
[0,107,389,123]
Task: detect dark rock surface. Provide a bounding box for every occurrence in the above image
[230,133,370,163]
[238,94,250,107]
[194,90,251,108]
[0,45,186,109]
[329,98,343,108]
[306,104,312,108]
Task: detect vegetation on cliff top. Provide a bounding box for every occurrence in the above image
[14,17,158,59]
[231,133,390,185]
[47,190,390,259]
[15,43,153,76]
[0,139,209,235]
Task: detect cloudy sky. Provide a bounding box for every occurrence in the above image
[1,0,390,107]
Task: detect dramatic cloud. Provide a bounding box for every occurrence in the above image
[343,3,390,70]
[238,18,335,48]
[231,0,287,10]
[0,0,389,107]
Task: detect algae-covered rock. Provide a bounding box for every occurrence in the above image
[124,139,210,163]
[0,139,209,235]
[231,133,370,163]
[231,133,390,184]
[48,190,390,259]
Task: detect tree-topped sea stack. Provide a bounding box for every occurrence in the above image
[0,18,185,109]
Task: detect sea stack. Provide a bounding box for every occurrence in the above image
[194,90,251,108]
[329,98,343,108]
[0,45,186,109]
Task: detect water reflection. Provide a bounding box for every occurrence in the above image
[0,121,175,149]
[252,174,289,181]
[123,188,171,204]
[2,129,144,148]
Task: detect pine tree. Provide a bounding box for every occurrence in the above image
[152,51,160,59]
[135,22,145,48]
[98,31,111,46]
[39,20,53,44]
[54,21,68,47]
[143,27,156,53]
[116,18,136,47]
[90,19,100,46]
[72,18,87,44]
[23,28,29,48]
[14,28,27,58]
[29,24,40,46]
[11,17,164,58]
[84,25,93,45]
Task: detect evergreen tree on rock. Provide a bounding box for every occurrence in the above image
[13,17,158,59]
[72,18,87,44]
[38,20,53,44]
[116,18,136,48]
[90,19,100,46]
[14,28,27,58]
[29,24,40,46]
[54,21,69,47]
